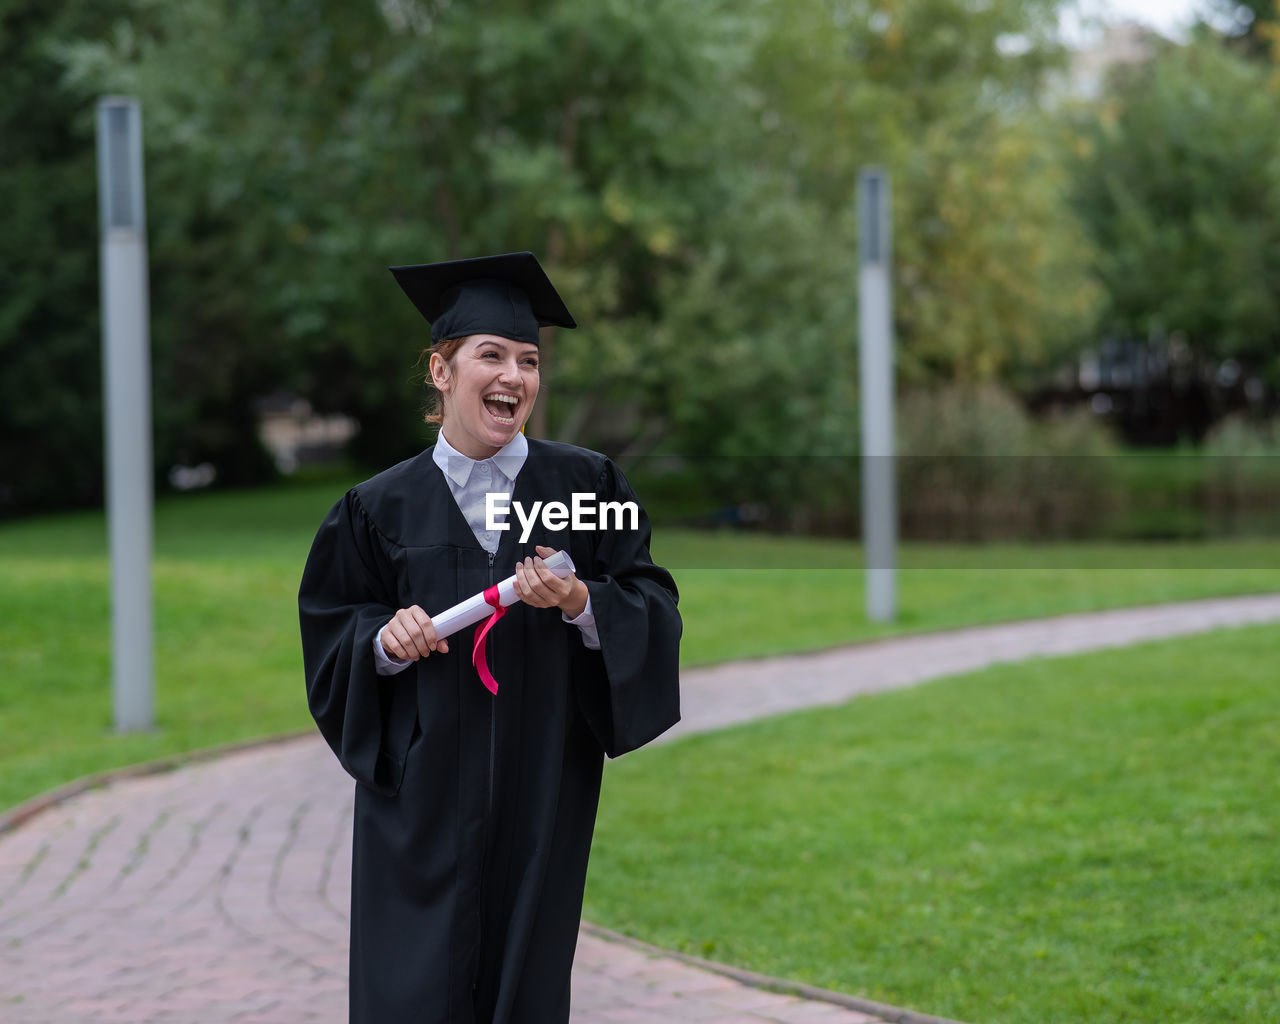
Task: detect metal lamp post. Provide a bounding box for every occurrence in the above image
[858,168,897,622]
[96,96,154,732]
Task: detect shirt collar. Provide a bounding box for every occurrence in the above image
[433,429,528,487]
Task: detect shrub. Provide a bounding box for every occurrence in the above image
[898,385,1120,540]
[1202,414,1280,536]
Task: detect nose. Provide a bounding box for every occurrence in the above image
[497,358,520,386]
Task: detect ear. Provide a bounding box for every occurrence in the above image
[429,350,452,393]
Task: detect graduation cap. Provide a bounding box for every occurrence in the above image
[389,251,577,346]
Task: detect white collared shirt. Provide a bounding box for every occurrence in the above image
[432,429,527,554]
[374,430,599,675]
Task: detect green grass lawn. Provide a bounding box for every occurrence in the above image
[0,478,1278,811]
[586,625,1280,1024]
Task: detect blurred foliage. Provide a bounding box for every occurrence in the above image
[4,1,1280,517]
[1204,412,1280,455]
[1202,412,1280,535]
[733,0,1101,385]
[1,0,1093,516]
[1069,34,1280,392]
[1207,0,1280,63]
[897,384,1120,539]
[52,0,408,479]
[0,0,130,514]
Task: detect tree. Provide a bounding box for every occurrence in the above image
[29,0,1106,520]
[1205,0,1280,62]
[0,0,136,515]
[732,0,1101,384]
[56,0,396,482]
[1071,36,1280,401]
[55,0,782,466]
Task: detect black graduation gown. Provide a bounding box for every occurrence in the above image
[298,439,681,1024]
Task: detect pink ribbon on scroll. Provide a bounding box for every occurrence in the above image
[471,585,506,695]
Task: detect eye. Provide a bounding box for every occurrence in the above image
[523,358,539,369]
[481,350,500,359]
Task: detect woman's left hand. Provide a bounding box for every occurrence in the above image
[515,544,588,618]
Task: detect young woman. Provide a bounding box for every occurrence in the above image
[299,252,681,1024]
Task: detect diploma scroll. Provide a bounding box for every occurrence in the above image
[428,549,576,641]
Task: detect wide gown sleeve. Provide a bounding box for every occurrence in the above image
[298,489,417,795]
[575,458,682,758]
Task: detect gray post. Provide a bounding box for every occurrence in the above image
[97,97,154,732]
[858,168,897,622]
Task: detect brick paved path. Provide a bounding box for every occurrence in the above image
[3,593,1278,1023]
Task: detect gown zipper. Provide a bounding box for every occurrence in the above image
[475,548,497,995]
[486,549,496,816]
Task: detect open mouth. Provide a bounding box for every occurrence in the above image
[483,393,519,426]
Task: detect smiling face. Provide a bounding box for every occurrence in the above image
[431,334,540,459]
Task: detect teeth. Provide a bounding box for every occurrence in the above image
[485,393,516,424]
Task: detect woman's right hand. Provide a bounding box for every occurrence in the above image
[381,606,449,661]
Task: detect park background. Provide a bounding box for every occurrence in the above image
[2,1,1279,1022]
